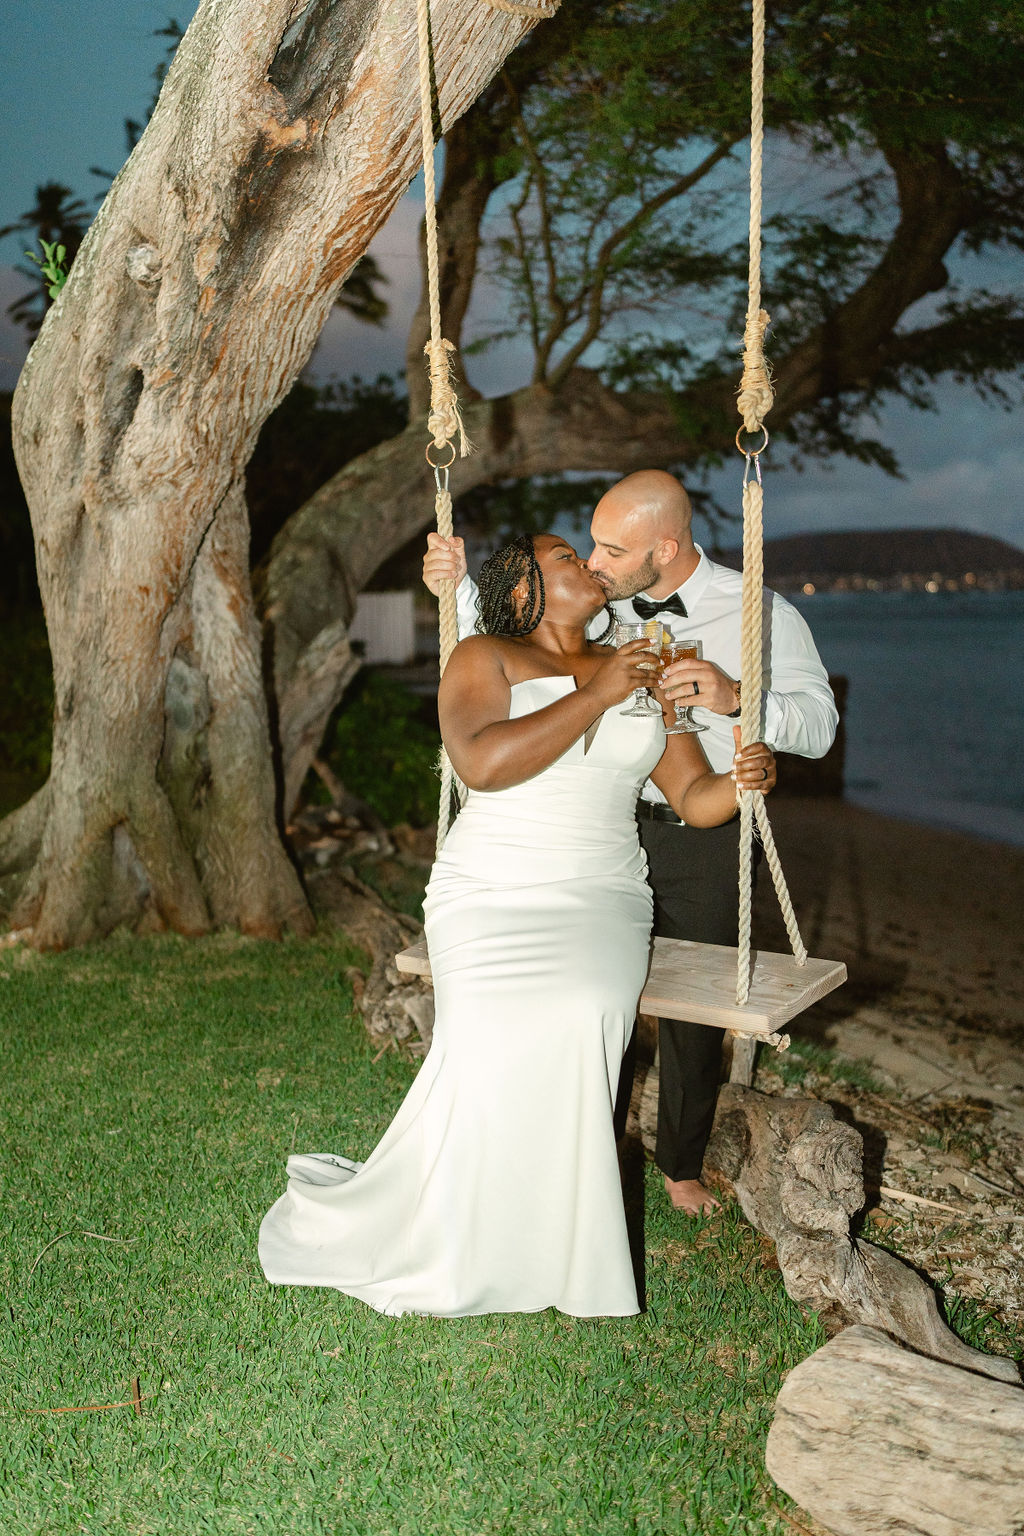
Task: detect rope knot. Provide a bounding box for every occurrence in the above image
[424,337,473,458]
[737,308,774,434]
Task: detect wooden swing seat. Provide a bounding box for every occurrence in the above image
[394,936,847,1049]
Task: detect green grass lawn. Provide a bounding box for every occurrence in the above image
[0,932,827,1535]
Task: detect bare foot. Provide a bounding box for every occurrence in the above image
[664,1176,722,1216]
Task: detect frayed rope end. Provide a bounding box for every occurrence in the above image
[424,338,474,458]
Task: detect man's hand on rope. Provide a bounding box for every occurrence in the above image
[423,532,467,597]
[730,727,776,795]
[661,655,740,716]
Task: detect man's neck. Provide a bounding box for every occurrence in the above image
[645,542,700,599]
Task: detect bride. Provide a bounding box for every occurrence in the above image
[259,533,775,1318]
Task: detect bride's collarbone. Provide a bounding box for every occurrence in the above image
[501,640,607,691]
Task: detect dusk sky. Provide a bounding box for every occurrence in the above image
[3,0,1022,552]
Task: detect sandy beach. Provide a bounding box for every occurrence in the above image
[750,797,1024,1104]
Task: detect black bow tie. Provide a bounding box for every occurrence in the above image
[632,592,688,622]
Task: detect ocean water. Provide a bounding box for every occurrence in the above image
[788,589,1024,846]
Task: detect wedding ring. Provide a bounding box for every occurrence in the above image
[760,767,768,781]
[692,681,700,696]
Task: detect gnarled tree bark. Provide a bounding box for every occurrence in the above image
[6,0,547,946]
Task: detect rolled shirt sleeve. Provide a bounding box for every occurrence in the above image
[761,598,838,760]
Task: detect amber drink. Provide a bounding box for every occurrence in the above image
[660,639,708,735]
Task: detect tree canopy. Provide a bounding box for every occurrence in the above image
[441,0,1024,473]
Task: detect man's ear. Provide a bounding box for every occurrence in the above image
[655,538,680,568]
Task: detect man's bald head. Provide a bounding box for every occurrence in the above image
[587,471,698,601]
[597,471,693,544]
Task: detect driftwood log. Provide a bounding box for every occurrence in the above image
[766,1325,1024,1536]
[705,1083,1021,1385]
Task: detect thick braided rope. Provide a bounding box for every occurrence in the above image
[417,0,557,855]
[414,0,466,852]
[415,0,471,458]
[735,479,807,1001]
[735,0,805,1004]
[736,477,765,1004]
[753,794,807,964]
[737,0,773,434]
[433,482,461,855]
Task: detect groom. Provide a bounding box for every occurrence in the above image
[422,470,837,1215]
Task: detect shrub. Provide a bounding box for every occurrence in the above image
[321,672,441,827]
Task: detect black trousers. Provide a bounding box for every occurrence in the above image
[637,816,757,1181]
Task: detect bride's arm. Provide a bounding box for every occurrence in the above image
[649,725,776,826]
[439,636,652,791]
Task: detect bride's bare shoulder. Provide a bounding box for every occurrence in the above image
[450,634,512,666]
[443,634,517,686]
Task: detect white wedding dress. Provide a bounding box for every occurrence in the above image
[259,676,665,1317]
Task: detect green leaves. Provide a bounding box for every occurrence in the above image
[321,674,441,828]
[23,239,69,300]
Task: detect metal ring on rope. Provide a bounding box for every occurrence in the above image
[425,440,457,469]
[735,425,769,458]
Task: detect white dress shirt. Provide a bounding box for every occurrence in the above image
[452,544,837,802]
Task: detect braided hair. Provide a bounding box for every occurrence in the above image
[475,534,546,636]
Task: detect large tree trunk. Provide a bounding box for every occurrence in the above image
[5,0,545,947]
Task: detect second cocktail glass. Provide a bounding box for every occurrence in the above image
[661,638,708,734]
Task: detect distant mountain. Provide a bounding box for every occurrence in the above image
[714,527,1024,583]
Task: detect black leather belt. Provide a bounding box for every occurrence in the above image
[636,800,683,825]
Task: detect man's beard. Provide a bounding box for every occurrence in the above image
[596,550,658,601]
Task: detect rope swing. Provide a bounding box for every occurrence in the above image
[414,0,471,856]
[401,0,845,1045]
[416,0,560,857]
[733,0,808,1004]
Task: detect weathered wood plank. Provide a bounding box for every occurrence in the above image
[642,938,846,1033]
[394,936,846,1040]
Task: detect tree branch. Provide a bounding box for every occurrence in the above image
[508,170,543,355]
[771,141,972,415]
[505,88,569,384]
[546,138,740,389]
